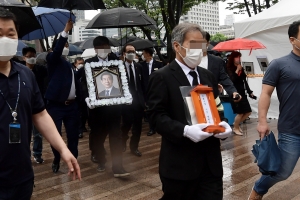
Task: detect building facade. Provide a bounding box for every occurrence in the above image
[219,25,235,39]
[180,2,220,35]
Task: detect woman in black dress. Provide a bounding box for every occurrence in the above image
[227,51,255,135]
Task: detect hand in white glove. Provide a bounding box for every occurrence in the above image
[85,97,95,109]
[183,124,213,143]
[214,121,232,139]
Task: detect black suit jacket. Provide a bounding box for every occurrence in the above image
[140,59,164,101]
[98,86,121,97]
[146,60,222,180]
[124,61,145,110]
[207,54,236,97]
[45,36,81,103]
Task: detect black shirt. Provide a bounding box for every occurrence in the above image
[0,61,45,187]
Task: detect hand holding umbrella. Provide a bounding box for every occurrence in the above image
[64,19,73,34]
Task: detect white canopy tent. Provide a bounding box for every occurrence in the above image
[233,0,300,119]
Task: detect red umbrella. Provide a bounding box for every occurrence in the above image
[212,38,266,52]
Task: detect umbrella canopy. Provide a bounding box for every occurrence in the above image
[0,0,42,38]
[152,39,167,48]
[16,40,27,57]
[212,38,266,51]
[38,0,106,10]
[21,7,76,40]
[72,41,83,47]
[127,39,167,51]
[86,7,157,30]
[68,44,83,56]
[118,36,142,46]
[79,37,120,49]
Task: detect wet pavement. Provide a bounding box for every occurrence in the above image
[31,118,300,200]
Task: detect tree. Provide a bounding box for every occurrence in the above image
[210,33,227,42]
[226,0,279,17]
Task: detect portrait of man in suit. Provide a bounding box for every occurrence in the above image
[96,72,121,97]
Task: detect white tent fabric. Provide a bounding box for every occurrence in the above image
[233,0,300,119]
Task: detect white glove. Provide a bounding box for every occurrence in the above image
[85,97,95,109]
[183,124,213,143]
[214,121,232,139]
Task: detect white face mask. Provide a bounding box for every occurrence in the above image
[25,57,36,65]
[0,37,18,61]
[178,44,203,68]
[96,49,111,59]
[141,55,146,61]
[77,64,84,69]
[125,53,136,61]
[62,47,69,56]
[133,58,139,63]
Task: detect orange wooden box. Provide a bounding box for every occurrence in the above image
[190,85,225,134]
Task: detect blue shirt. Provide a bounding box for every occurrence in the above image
[263,52,300,134]
[0,61,45,187]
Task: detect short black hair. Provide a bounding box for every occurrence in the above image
[22,47,36,56]
[0,7,18,32]
[205,32,211,42]
[100,72,113,81]
[122,44,135,54]
[143,48,154,56]
[74,57,84,64]
[93,36,110,47]
[288,21,300,38]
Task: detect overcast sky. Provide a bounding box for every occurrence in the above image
[85,1,250,25]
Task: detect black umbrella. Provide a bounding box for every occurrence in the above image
[0,0,41,38]
[118,36,142,46]
[152,39,167,48]
[127,39,166,51]
[38,0,106,10]
[86,7,158,30]
[72,41,83,47]
[79,37,120,49]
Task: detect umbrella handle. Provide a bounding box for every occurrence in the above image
[69,11,73,35]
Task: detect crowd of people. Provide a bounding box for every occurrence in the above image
[2,6,300,200]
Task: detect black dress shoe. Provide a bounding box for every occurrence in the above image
[131,149,142,157]
[52,162,60,173]
[97,164,105,172]
[78,133,83,138]
[147,130,156,136]
[91,155,98,163]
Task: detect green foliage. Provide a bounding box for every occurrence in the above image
[226,0,280,17]
[210,33,227,42]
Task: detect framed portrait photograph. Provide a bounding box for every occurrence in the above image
[84,60,132,108]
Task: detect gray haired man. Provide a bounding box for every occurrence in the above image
[146,23,231,199]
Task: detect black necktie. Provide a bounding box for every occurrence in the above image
[129,64,135,90]
[146,63,150,74]
[189,71,199,86]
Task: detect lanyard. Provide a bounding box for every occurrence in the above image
[0,73,20,122]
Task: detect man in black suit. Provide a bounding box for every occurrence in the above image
[121,44,145,157]
[141,48,163,136]
[98,72,121,97]
[200,32,239,99]
[82,36,129,177]
[147,23,232,199]
[45,20,81,173]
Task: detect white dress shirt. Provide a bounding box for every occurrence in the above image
[200,55,208,69]
[148,59,153,75]
[175,59,200,86]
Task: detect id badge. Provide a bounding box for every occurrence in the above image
[9,123,21,144]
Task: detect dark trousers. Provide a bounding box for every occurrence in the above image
[89,106,123,170]
[0,178,34,200]
[46,101,79,163]
[32,125,43,156]
[121,104,144,150]
[79,100,88,132]
[160,163,223,200]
